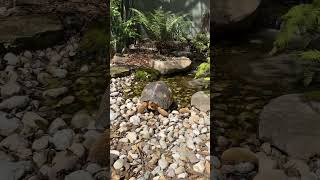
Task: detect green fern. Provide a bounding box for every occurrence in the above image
[272,2,320,54]
[131,8,192,42]
[301,50,320,61]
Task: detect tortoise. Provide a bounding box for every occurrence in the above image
[137,81,173,117]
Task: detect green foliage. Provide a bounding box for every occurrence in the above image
[195,57,210,79]
[131,8,193,42]
[80,26,108,54]
[191,32,210,54]
[301,50,320,61]
[111,0,139,52]
[272,1,320,54]
[134,68,160,81]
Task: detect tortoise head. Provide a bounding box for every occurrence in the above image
[148,101,158,110]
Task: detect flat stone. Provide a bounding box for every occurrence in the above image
[48,118,67,135]
[32,136,49,151]
[110,66,130,78]
[0,111,20,136]
[0,96,29,110]
[221,147,258,165]
[1,82,21,98]
[259,94,320,159]
[0,15,63,50]
[43,87,68,98]
[51,129,74,150]
[151,57,191,75]
[191,91,210,112]
[71,110,94,129]
[22,112,48,131]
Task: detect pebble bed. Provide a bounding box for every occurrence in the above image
[110,76,211,179]
[0,36,108,180]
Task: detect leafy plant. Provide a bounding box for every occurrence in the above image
[111,0,139,53]
[301,50,320,61]
[271,1,320,54]
[195,57,210,79]
[134,68,160,81]
[131,8,193,42]
[301,50,320,87]
[191,32,210,55]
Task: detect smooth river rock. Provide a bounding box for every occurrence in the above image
[259,94,320,159]
[151,57,191,75]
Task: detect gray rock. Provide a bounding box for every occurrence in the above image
[71,110,94,129]
[32,136,49,151]
[1,82,21,98]
[51,129,74,150]
[0,151,14,161]
[56,96,75,107]
[3,53,19,65]
[259,94,320,159]
[234,162,255,173]
[0,134,32,159]
[86,163,101,175]
[43,87,68,98]
[193,160,205,173]
[0,111,20,136]
[32,151,47,167]
[47,66,67,78]
[65,170,94,180]
[0,160,33,180]
[68,143,85,158]
[37,72,51,85]
[151,57,191,75]
[0,15,63,50]
[113,159,124,170]
[22,112,48,132]
[23,51,32,59]
[48,151,79,179]
[48,118,67,135]
[82,130,101,149]
[110,65,130,78]
[0,134,29,150]
[0,96,29,110]
[213,0,260,33]
[191,91,210,112]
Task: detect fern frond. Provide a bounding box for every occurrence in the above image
[301,50,320,61]
[273,4,320,53]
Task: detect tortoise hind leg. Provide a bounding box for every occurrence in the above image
[157,107,169,117]
[137,102,148,113]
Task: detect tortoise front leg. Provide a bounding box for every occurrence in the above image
[157,107,169,117]
[137,102,148,113]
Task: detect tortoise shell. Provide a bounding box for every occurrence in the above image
[140,81,173,109]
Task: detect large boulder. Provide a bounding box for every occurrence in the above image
[151,57,192,75]
[0,15,64,51]
[259,94,320,159]
[225,53,320,90]
[212,0,260,35]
